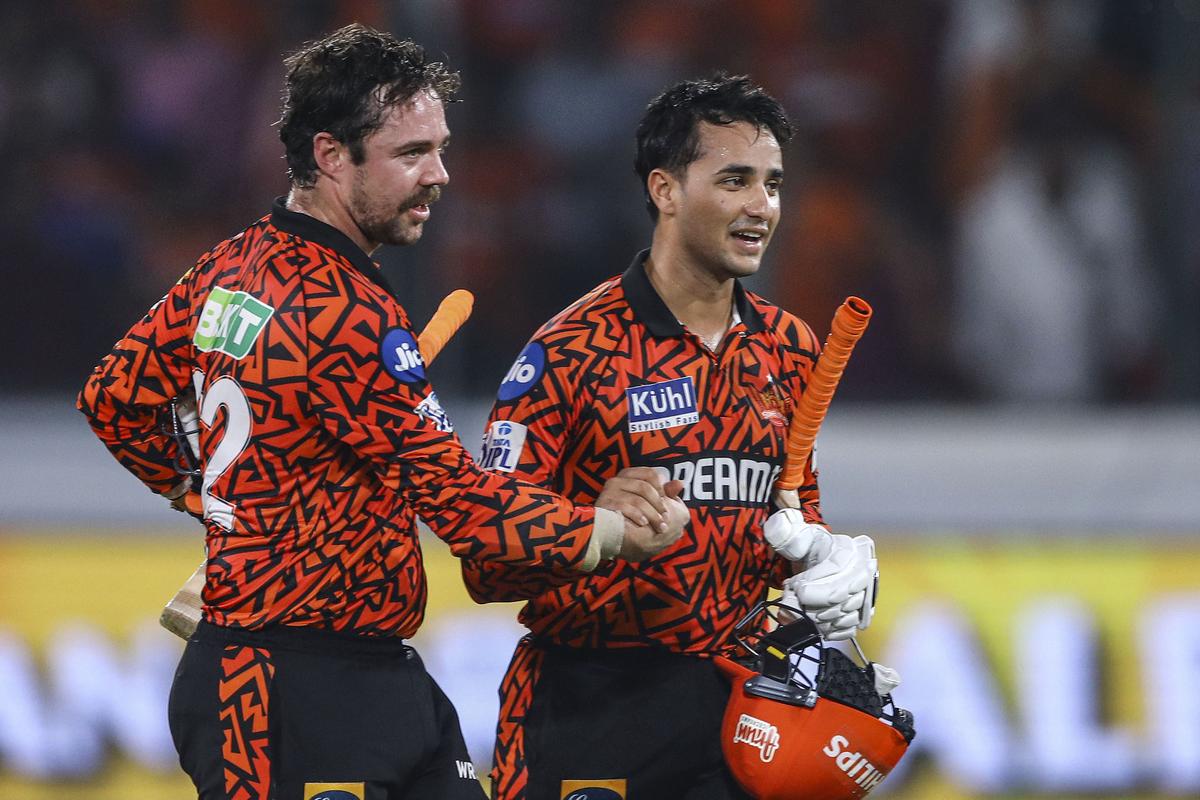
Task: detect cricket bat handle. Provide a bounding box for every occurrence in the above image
[159,562,206,640]
[776,297,872,491]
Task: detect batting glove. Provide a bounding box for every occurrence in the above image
[781,533,877,640]
[763,507,834,563]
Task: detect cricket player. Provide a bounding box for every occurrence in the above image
[78,25,685,800]
[464,75,877,799]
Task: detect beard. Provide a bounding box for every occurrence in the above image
[349,173,441,248]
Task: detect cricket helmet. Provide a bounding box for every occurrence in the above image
[716,600,915,800]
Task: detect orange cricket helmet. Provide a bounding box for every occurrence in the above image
[716,601,915,800]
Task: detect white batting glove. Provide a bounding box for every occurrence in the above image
[763,508,833,563]
[779,580,860,640]
[175,391,201,456]
[781,534,877,641]
[164,391,202,514]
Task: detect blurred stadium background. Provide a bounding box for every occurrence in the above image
[1,1,1198,798]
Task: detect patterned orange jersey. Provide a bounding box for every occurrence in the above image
[78,200,597,638]
[462,251,824,654]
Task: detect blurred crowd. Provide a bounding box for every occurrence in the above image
[2,0,1196,403]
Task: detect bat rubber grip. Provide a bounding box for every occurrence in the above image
[418,289,475,364]
[777,296,872,491]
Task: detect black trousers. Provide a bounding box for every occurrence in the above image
[522,644,752,800]
[168,621,486,800]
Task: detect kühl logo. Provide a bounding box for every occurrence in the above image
[626,376,698,433]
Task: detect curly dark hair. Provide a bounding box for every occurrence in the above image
[279,24,461,187]
[634,74,792,220]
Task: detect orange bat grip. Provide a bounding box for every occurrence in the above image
[776,296,872,491]
[417,289,475,364]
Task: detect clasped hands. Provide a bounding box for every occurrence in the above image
[594,467,690,561]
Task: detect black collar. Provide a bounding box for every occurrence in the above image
[620,249,767,337]
[270,197,397,298]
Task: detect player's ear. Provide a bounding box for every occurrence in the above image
[311,131,347,180]
[647,168,678,218]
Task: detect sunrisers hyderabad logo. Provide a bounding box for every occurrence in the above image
[756,377,792,428]
[733,713,781,762]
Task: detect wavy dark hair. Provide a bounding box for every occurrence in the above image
[279,24,460,187]
[634,73,792,220]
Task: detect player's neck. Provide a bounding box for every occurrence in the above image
[644,243,736,347]
[285,185,380,257]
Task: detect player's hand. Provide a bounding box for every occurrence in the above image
[170,490,205,521]
[763,507,833,563]
[596,467,673,532]
[614,477,689,562]
[781,534,877,640]
[164,478,204,521]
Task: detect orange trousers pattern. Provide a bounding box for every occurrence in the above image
[490,638,544,800]
[219,645,274,800]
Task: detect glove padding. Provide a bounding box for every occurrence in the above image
[165,393,204,520]
[762,508,833,563]
[175,391,201,457]
[780,534,877,641]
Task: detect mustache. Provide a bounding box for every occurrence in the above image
[406,186,441,208]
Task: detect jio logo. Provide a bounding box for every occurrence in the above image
[380,327,426,383]
[498,341,546,401]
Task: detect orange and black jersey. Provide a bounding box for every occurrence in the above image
[462,251,824,654]
[78,199,599,638]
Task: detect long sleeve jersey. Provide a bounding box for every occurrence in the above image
[462,251,824,654]
[78,200,598,638]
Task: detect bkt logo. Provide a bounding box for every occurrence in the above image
[193,285,275,360]
[498,342,546,401]
[626,377,699,433]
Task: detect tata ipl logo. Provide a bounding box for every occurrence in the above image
[625,376,699,433]
[481,419,527,472]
